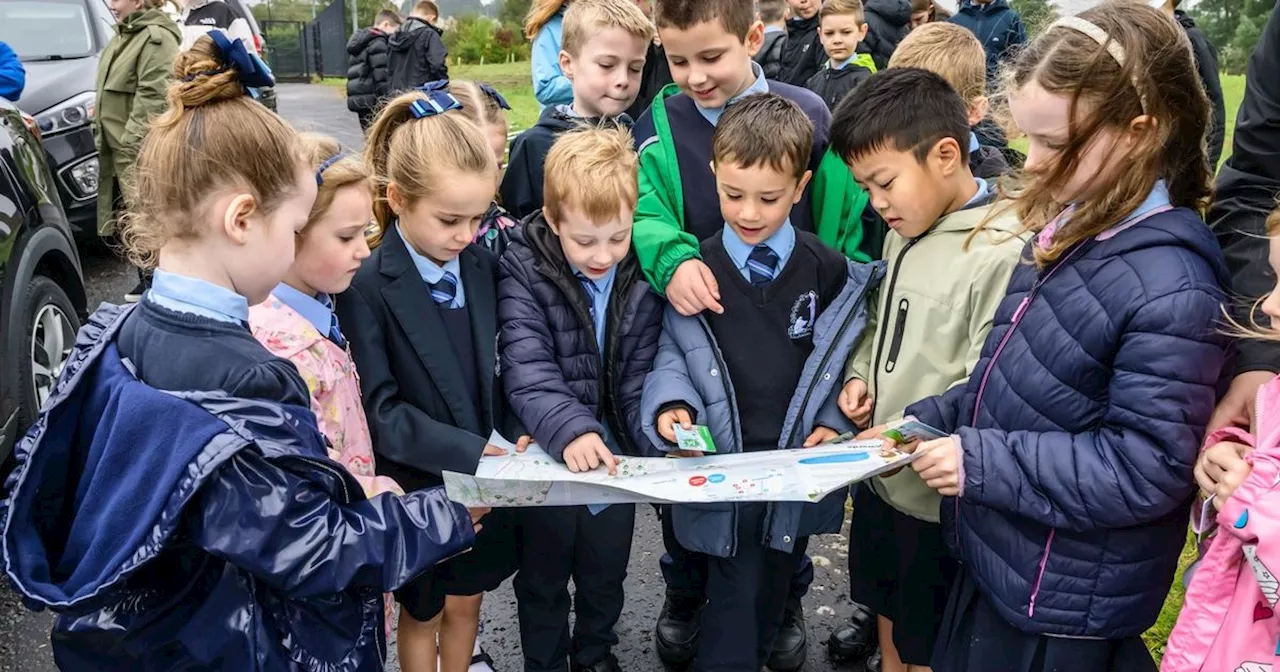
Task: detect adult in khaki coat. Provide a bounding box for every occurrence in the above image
[96,0,180,301]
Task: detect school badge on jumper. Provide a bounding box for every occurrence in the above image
[788,291,817,340]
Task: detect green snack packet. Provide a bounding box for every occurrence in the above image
[673,424,716,453]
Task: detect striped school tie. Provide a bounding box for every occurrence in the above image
[430,272,458,306]
[747,244,780,287]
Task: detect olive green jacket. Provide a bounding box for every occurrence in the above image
[94,8,180,235]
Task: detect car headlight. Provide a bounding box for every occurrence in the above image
[35,92,95,136]
[64,155,99,198]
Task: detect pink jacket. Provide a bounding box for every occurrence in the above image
[249,294,403,499]
[1163,374,1280,672]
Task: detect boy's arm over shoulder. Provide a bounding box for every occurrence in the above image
[499,128,549,220]
[192,452,476,596]
[639,306,706,453]
[810,149,872,262]
[632,95,702,293]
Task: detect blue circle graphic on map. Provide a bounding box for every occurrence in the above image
[707,473,725,483]
[798,453,870,465]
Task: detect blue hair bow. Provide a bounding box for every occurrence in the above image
[208,30,276,90]
[411,80,463,119]
[478,82,511,110]
[316,151,346,186]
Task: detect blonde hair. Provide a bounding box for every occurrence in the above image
[820,0,865,24]
[890,23,986,104]
[363,89,497,245]
[297,133,372,235]
[1001,2,1212,267]
[448,80,510,134]
[544,125,639,225]
[120,35,302,269]
[562,0,656,57]
[525,0,569,39]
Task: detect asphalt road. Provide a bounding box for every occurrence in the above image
[0,84,869,672]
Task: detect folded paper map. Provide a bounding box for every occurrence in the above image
[442,434,920,508]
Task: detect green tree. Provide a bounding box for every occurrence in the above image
[499,0,532,28]
[1010,0,1056,38]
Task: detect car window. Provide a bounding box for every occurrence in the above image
[1,0,96,61]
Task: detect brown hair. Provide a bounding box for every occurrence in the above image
[820,0,865,24]
[563,0,656,56]
[363,89,497,244]
[713,93,812,179]
[654,0,755,40]
[544,125,639,225]
[119,35,302,269]
[889,23,985,103]
[1001,2,1212,267]
[525,0,570,39]
[757,0,787,23]
[448,80,510,133]
[412,0,439,19]
[297,133,373,235]
[375,8,403,26]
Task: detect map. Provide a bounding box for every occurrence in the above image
[442,434,920,508]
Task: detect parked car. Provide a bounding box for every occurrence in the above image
[0,97,87,467]
[2,0,112,242]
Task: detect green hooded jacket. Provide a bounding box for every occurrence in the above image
[94,8,180,235]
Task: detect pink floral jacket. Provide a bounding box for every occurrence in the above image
[1163,374,1280,672]
[249,295,403,499]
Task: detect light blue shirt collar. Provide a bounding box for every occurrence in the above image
[764,24,785,34]
[969,132,981,154]
[721,220,797,282]
[396,224,467,308]
[830,55,858,70]
[272,282,336,338]
[1122,179,1172,224]
[146,269,249,325]
[554,103,582,118]
[570,264,616,356]
[697,61,769,127]
[962,177,990,209]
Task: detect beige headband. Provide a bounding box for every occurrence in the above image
[1048,15,1147,112]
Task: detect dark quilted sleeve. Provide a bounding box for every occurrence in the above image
[617,292,665,455]
[957,285,1228,532]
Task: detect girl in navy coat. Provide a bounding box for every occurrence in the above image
[872,5,1230,671]
[498,126,664,672]
[338,85,530,672]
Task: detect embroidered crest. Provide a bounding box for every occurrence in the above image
[788,291,817,340]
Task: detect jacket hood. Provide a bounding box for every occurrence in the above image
[348,27,386,54]
[509,212,643,288]
[117,8,182,38]
[1174,9,1197,29]
[390,17,438,50]
[3,304,328,611]
[865,0,912,26]
[787,13,820,31]
[931,192,1022,236]
[534,104,592,133]
[824,56,876,78]
[1103,206,1232,290]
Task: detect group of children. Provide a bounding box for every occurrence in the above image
[0,0,1273,672]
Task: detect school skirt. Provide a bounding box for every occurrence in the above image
[394,507,519,622]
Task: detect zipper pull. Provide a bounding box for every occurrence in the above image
[1012,296,1031,322]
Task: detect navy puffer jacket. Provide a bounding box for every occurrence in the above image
[907,206,1230,639]
[498,214,665,460]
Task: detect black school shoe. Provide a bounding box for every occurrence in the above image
[825,601,878,664]
[572,653,622,672]
[655,592,703,669]
[767,596,808,672]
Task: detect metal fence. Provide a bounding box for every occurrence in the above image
[261,0,349,81]
[308,0,349,79]
[262,20,310,81]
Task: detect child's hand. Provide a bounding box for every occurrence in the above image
[563,433,619,475]
[838,379,873,426]
[667,259,724,316]
[657,406,695,443]
[912,437,962,496]
[1195,441,1252,508]
[514,435,532,453]
[467,506,490,532]
[803,426,841,447]
[483,443,510,457]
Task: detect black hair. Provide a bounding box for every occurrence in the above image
[829,67,971,165]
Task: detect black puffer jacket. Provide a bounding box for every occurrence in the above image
[754,29,788,80]
[779,14,824,86]
[346,28,392,113]
[388,17,448,91]
[805,62,873,111]
[861,0,912,69]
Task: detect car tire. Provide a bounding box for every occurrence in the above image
[15,276,81,431]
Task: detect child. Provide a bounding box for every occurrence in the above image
[96,0,179,303]
[499,126,664,672]
[754,0,789,79]
[340,86,529,672]
[779,0,823,86]
[501,0,653,220]
[947,0,1025,81]
[640,93,878,672]
[449,79,519,257]
[526,0,574,108]
[893,6,1229,670]
[804,0,876,111]
[909,0,936,28]
[636,2,876,667]
[2,34,480,670]
[828,67,1026,672]
[389,0,448,92]
[347,9,402,130]
[888,22,1012,179]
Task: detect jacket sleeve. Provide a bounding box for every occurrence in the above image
[532,25,573,107]
[498,133,544,221]
[639,308,705,454]
[121,31,178,167]
[955,287,1228,532]
[0,42,25,102]
[497,252,603,461]
[953,246,1020,391]
[811,148,871,262]
[1208,2,1280,375]
[844,304,876,385]
[618,295,665,454]
[632,112,701,293]
[337,282,488,477]
[424,31,449,83]
[193,451,475,597]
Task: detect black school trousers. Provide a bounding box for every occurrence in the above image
[515,504,636,672]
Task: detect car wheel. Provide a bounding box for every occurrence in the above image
[16,276,81,429]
